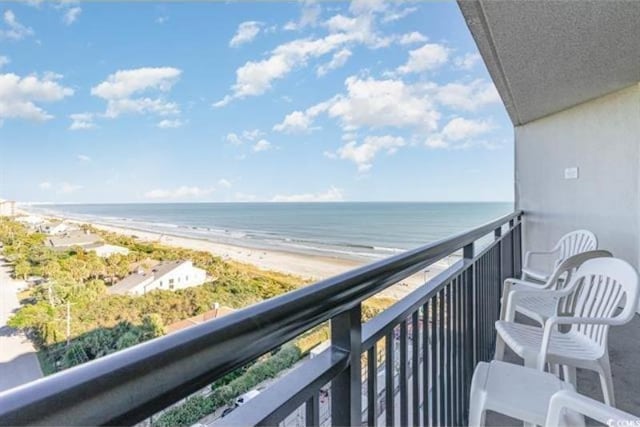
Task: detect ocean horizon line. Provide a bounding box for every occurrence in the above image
[18,200,516,206]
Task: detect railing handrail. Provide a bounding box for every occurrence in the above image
[0,210,522,426]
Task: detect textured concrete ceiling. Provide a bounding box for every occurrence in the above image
[458,0,640,125]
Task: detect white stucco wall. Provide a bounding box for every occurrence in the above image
[515,84,640,271]
[144,262,207,294]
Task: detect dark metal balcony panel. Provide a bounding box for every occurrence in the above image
[222,346,348,426]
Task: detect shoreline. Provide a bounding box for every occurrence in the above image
[35,213,454,300]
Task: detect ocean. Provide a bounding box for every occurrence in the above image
[27,202,513,261]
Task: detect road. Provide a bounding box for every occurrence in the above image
[0,258,43,392]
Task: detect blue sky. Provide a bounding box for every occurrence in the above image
[0,0,514,203]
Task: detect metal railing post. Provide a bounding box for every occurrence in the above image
[508,219,515,278]
[516,215,523,276]
[462,243,474,424]
[331,304,362,427]
[494,226,503,299]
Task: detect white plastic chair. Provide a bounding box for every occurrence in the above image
[546,390,640,427]
[500,250,612,326]
[469,361,640,427]
[495,257,639,406]
[522,230,597,283]
[468,360,582,427]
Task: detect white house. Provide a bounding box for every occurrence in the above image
[44,230,102,250]
[0,200,16,217]
[15,215,46,227]
[85,243,130,258]
[40,221,74,235]
[108,260,207,296]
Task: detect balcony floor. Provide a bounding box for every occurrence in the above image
[487,314,640,425]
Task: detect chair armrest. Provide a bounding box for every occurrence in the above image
[504,288,571,322]
[500,278,550,320]
[546,390,639,427]
[521,267,550,282]
[523,249,557,270]
[537,315,626,368]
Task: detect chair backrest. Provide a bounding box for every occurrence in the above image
[545,250,612,292]
[560,258,639,349]
[552,230,598,269]
[546,390,639,427]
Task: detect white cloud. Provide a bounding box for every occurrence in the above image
[433,79,501,111]
[215,5,393,106]
[92,67,180,99]
[273,111,314,133]
[381,6,417,23]
[39,181,51,190]
[271,186,343,202]
[62,7,81,25]
[230,21,262,47]
[283,1,321,31]
[225,129,264,144]
[157,118,184,128]
[69,112,95,130]
[91,67,181,118]
[226,132,242,145]
[398,31,427,45]
[0,10,34,41]
[426,117,494,149]
[335,135,405,172]
[59,182,83,194]
[0,72,74,121]
[242,129,263,141]
[77,154,91,162]
[217,179,232,188]
[0,55,9,69]
[155,16,168,24]
[316,48,352,76]
[454,52,481,70]
[275,76,442,134]
[252,139,272,152]
[144,186,214,199]
[397,43,450,74]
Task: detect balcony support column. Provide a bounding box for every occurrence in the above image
[331,303,362,427]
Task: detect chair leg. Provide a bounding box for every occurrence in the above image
[494,334,506,361]
[563,365,577,387]
[468,382,486,427]
[469,362,490,427]
[598,357,615,406]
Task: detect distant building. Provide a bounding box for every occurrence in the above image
[15,215,46,226]
[44,230,101,249]
[0,200,16,217]
[165,304,235,334]
[40,221,74,235]
[85,243,130,258]
[108,260,207,296]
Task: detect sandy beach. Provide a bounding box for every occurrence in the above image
[43,215,453,300]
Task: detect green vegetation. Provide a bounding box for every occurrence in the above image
[1,217,396,425]
[153,344,301,427]
[1,218,304,373]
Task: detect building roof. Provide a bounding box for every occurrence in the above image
[45,231,101,248]
[108,260,191,295]
[166,306,235,334]
[458,0,640,125]
[108,273,151,295]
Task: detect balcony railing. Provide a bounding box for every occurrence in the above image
[0,211,522,426]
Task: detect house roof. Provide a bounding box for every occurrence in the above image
[45,231,101,248]
[108,273,151,295]
[166,306,235,334]
[108,260,191,295]
[458,0,640,125]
